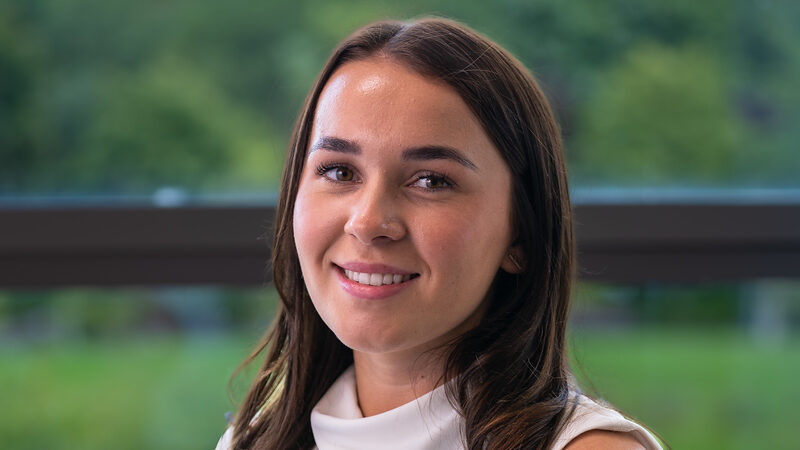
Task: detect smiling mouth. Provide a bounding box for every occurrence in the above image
[340,268,420,287]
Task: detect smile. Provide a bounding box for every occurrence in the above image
[343,270,415,286]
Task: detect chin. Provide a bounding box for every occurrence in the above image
[331,324,411,355]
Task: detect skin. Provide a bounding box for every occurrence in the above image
[564,430,647,449]
[293,57,520,416]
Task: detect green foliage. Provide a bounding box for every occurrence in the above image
[0,10,44,191]
[0,335,252,450]
[570,328,800,450]
[0,287,278,341]
[77,57,281,193]
[575,282,744,326]
[1,329,797,449]
[573,43,742,186]
[0,0,798,195]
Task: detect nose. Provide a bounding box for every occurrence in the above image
[344,183,406,245]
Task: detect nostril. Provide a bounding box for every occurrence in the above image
[345,216,407,244]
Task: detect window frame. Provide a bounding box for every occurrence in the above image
[0,202,798,287]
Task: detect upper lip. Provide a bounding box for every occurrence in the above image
[336,261,417,275]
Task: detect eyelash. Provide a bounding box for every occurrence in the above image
[412,171,454,191]
[315,162,354,181]
[314,163,454,191]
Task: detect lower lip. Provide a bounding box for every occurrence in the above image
[335,267,416,300]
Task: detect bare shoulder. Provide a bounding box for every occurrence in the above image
[563,430,647,450]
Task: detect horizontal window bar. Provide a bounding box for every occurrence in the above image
[0,203,798,287]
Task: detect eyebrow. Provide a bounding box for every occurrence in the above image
[310,136,360,154]
[310,136,478,171]
[402,146,477,171]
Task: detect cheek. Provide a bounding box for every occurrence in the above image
[292,190,311,259]
[415,200,511,285]
[292,185,332,269]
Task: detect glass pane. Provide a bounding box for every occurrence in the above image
[0,286,277,450]
[2,281,798,449]
[1,1,798,203]
[570,280,800,450]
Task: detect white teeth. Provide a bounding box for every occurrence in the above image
[343,269,414,286]
[369,273,382,286]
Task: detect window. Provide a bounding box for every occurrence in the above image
[1,1,798,448]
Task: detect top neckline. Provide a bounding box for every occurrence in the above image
[310,366,464,450]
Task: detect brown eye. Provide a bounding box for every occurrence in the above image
[335,167,353,181]
[424,176,448,189]
[413,174,452,190]
[319,165,355,182]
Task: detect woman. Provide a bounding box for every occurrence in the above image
[217,17,661,449]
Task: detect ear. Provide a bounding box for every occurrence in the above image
[500,246,524,274]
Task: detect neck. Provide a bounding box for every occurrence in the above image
[352,347,448,417]
[349,298,489,417]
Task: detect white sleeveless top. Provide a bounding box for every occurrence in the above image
[215,366,662,449]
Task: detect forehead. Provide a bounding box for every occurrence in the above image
[310,58,493,155]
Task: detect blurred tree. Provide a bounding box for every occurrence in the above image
[572,43,742,185]
[0,0,797,194]
[76,56,281,193]
[731,0,800,186]
[0,10,42,192]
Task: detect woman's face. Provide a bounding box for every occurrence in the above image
[293,58,516,358]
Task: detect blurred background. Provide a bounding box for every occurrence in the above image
[1,0,798,449]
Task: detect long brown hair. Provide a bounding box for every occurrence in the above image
[231,17,575,449]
